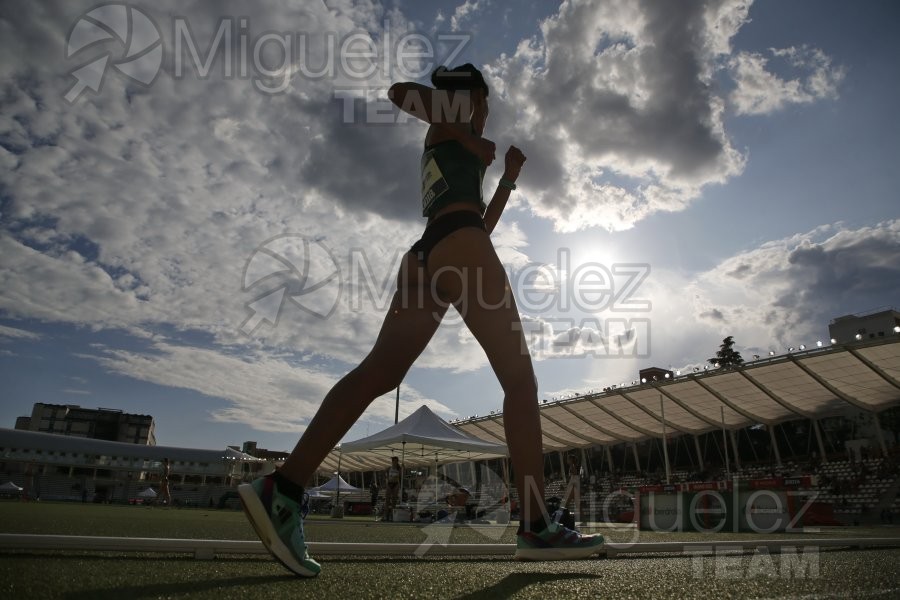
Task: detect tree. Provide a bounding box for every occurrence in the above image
[708,336,744,368]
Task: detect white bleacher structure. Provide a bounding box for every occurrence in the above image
[450,338,900,456]
[326,337,900,525]
[0,428,266,506]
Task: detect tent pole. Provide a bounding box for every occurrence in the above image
[399,442,406,518]
[334,450,343,518]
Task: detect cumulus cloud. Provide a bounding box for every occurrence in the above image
[687,220,900,350]
[79,339,457,432]
[563,220,900,387]
[0,0,490,433]
[0,3,425,340]
[0,0,861,437]
[482,0,754,232]
[0,234,151,329]
[479,1,845,233]
[450,0,485,33]
[730,45,845,115]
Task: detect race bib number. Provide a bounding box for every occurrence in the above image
[421,150,449,213]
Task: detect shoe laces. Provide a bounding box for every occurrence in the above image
[551,508,586,538]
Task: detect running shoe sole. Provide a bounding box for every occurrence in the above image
[238,483,319,577]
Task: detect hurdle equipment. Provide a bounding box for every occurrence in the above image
[2,534,899,560]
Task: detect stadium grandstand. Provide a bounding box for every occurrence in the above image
[3,320,898,527]
[0,428,266,507]
[321,332,900,526]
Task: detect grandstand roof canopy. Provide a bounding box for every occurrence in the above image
[451,338,900,452]
[319,339,900,473]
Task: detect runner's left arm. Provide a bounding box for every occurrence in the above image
[483,145,526,234]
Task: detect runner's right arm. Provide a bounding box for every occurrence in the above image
[388,83,495,166]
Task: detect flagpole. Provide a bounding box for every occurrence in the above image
[395,386,400,424]
[334,450,343,518]
[399,441,406,520]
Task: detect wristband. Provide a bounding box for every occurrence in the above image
[498,178,517,190]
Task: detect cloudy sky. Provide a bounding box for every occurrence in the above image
[1,0,898,453]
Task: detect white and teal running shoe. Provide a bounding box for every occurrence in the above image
[515,511,605,561]
[238,473,321,577]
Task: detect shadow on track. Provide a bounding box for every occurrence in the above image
[452,572,604,600]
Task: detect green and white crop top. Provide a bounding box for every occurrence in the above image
[420,138,486,218]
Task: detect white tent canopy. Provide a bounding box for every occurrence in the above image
[335,405,509,471]
[137,487,157,498]
[310,474,363,494]
[334,406,511,514]
[0,481,23,492]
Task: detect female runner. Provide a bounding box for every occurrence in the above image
[239,64,604,576]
